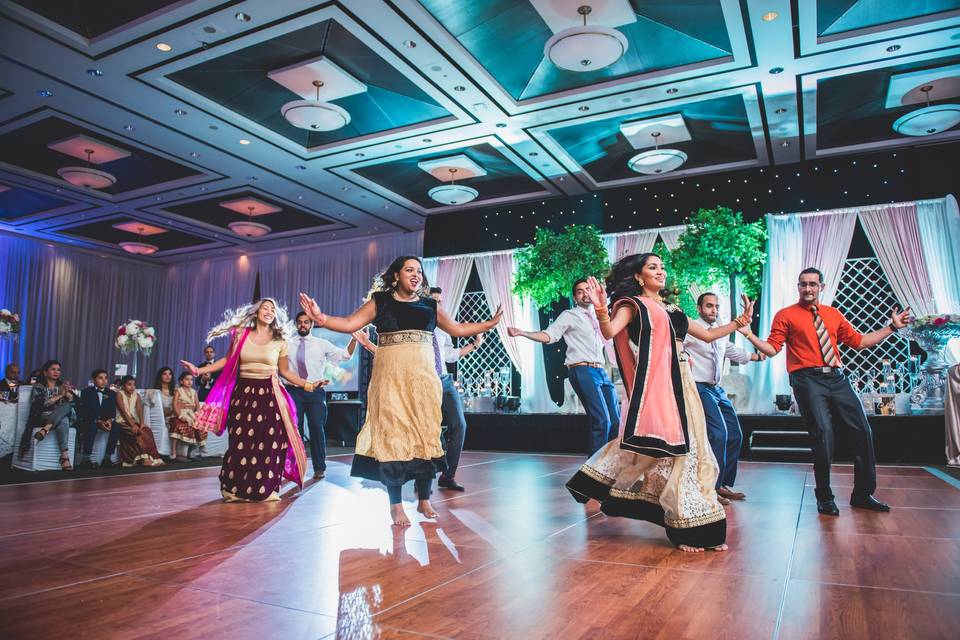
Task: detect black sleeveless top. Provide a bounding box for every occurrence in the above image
[371,291,437,333]
[619,296,689,343]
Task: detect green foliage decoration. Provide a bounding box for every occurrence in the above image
[513,224,610,308]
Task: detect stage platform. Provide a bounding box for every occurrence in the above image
[1,453,959,639]
[464,412,948,464]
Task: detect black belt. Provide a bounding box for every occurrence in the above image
[798,366,842,375]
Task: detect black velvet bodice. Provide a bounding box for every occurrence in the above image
[372,291,437,333]
[668,306,689,340]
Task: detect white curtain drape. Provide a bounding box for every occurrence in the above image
[474,252,559,413]
[917,195,960,314]
[859,203,935,316]
[422,255,474,319]
[800,210,858,304]
[747,214,804,412]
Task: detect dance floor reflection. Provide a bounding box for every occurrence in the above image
[1,452,958,639]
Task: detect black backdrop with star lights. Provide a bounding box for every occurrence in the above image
[424,140,957,405]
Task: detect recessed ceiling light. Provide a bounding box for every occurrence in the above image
[295,164,306,170]
[86,69,103,77]
[528,152,538,157]
[769,67,784,74]
[202,25,217,34]
[454,86,465,92]
[341,186,349,191]
[190,152,200,158]
[886,44,901,52]
[37,89,53,97]
[578,106,589,112]
[356,152,364,157]
[761,11,779,22]
[174,108,187,116]
[235,12,251,22]
[780,141,790,147]
[402,40,416,48]
[238,139,250,145]
[495,122,507,128]
[156,42,172,52]
[775,107,788,114]
[209,125,219,130]
[422,138,432,143]
[123,125,135,131]
[666,88,678,94]
[199,186,207,191]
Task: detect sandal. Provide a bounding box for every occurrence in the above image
[60,453,73,471]
[34,424,52,442]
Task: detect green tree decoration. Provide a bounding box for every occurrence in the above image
[666,207,767,320]
[514,224,610,308]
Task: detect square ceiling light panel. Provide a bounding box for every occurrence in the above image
[218,197,282,216]
[112,221,168,235]
[268,55,368,100]
[47,134,132,164]
[417,154,489,181]
[619,114,692,149]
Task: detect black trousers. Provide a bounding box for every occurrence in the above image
[789,368,877,502]
[287,386,328,473]
[81,420,122,461]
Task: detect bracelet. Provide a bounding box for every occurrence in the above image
[888,322,898,333]
[734,317,747,328]
[595,307,610,322]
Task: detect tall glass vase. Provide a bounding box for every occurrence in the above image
[907,321,960,415]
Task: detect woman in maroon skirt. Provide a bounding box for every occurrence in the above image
[181,299,321,502]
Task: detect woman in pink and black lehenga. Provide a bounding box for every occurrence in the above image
[181,298,322,502]
[566,253,754,552]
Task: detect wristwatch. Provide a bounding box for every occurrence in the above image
[888,322,899,333]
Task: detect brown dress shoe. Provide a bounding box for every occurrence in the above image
[718,486,746,501]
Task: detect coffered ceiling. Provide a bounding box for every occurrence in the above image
[0,0,958,260]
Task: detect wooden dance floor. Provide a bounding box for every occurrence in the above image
[2,452,959,639]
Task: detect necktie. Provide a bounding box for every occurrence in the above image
[432,333,444,377]
[810,305,841,368]
[584,308,603,341]
[296,337,309,378]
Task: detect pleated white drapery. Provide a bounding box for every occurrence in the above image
[917,195,960,314]
[421,255,474,320]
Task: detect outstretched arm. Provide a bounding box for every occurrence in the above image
[299,293,376,334]
[352,330,378,355]
[277,356,328,391]
[856,306,912,350]
[507,327,550,344]
[686,294,755,343]
[181,357,226,377]
[436,305,503,338]
[737,326,779,357]
[585,276,634,340]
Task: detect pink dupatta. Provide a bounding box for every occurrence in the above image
[195,327,306,487]
[611,296,689,458]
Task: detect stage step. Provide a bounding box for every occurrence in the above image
[748,428,813,461]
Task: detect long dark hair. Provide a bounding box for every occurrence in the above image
[369,255,429,298]
[606,253,668,303]
[153,367,175,394]
[38,360,62,387]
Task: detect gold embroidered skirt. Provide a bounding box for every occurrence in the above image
[566,351,726,548]
[351,330,445,485]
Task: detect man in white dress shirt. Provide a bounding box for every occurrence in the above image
[287,311,359,480]
[508,278,620,455]
[683,292,764,502]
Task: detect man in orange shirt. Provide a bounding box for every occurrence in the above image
[739,268,911,516]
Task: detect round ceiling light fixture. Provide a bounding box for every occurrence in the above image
[119,226,159,255]
[892,84,960,136]
[544,5,628,72]
[627,132,687,175]
[228,205,271,238]
[57,148,117,189]
[281,80,351,131]
[428,167,479,205]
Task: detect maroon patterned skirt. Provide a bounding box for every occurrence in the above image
[219,377,289,501]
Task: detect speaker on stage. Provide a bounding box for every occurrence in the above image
[327,399,361,445]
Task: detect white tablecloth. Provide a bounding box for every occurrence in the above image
[0,402,17,458]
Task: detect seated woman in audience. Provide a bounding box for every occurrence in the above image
[153,367,179,462]
[115,375,164,467]
[22,360,76,470]
[172,371,205,460]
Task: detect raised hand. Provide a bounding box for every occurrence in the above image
[736,294,755,326]
[486,305,504,328]
[298,292,326,325]
[586,276,607,309]
[351,330,371,346]
[891,306,912,329]
[179,360,199,376]
[506,326,522,338]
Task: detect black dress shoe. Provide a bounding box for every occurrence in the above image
[437,477,465,491]
[850,495,891,512]
[817,499,840,516]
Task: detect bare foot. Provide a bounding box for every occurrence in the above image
[678,544,704,553]
[417,500,438,519]
[390,503,411,527]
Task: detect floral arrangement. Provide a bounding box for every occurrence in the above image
[115,319,156,355]
[0,309,20,336]
[911,313,960,329]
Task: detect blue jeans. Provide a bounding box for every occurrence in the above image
[696,382,743,489]
[439,374,466,478]
[567,366,620,454]
[288,386,328,474]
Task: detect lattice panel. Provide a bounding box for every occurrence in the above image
[455,291,514,395]
[833,257,911,392]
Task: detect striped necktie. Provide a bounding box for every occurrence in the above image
[810,305,840,368]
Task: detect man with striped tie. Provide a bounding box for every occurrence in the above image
[738,268,911,516]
